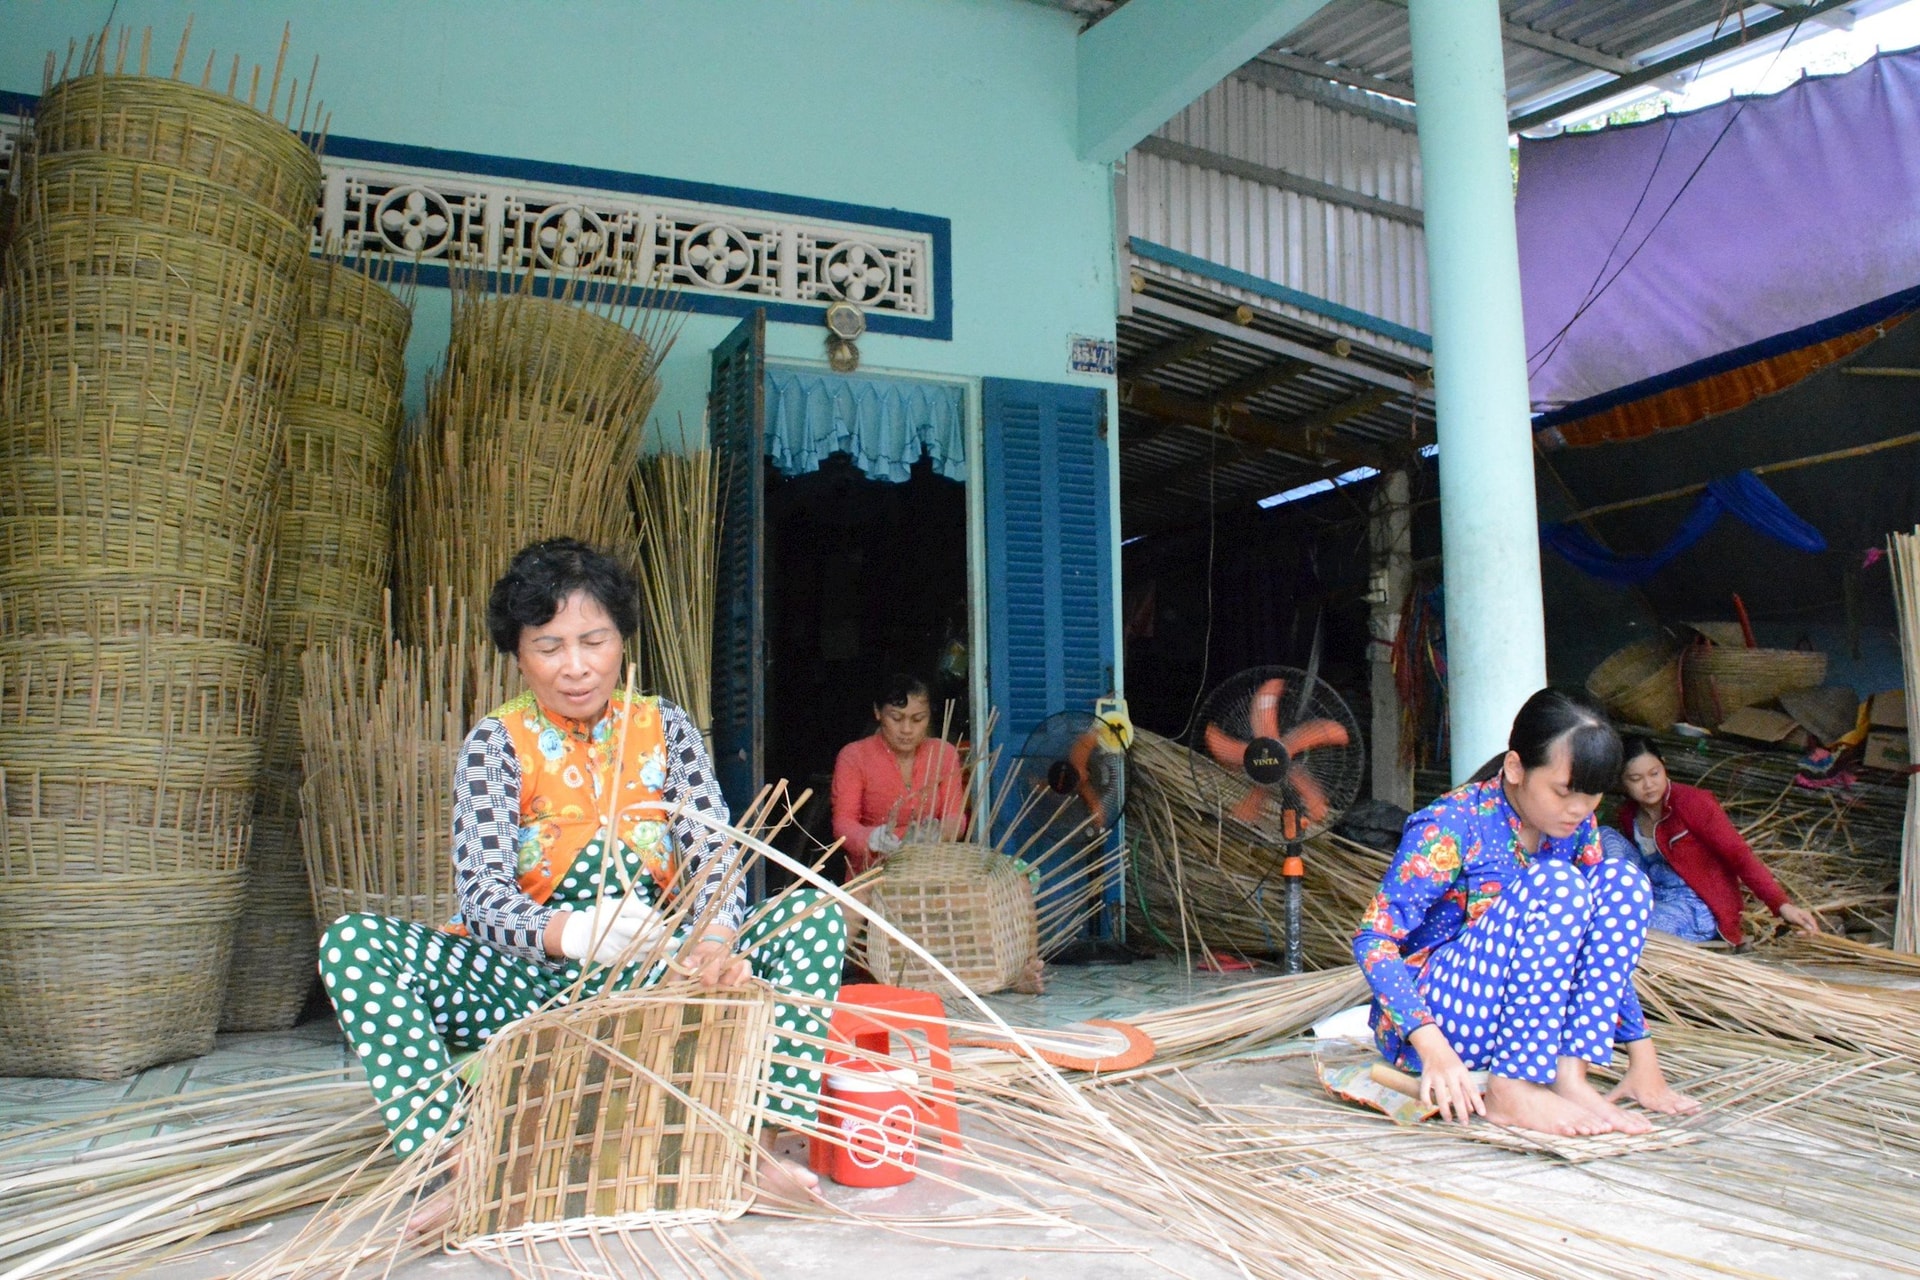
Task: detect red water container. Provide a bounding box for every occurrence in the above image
[818,1062,919,1188]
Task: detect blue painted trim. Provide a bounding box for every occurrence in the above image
[1129,236,1433,351]
[1530,282,1920,431]
[0,89,952,339]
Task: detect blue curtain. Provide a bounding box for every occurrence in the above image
[764,367,966,483]
[1541,470,1826,584]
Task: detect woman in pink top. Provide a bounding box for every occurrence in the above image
[832,674,966,876]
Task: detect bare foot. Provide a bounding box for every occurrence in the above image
[403,1174,457,1240]
[750,1130,821,1209]
[1552,1059,1653,1135]
[1009,955,1046,995]
[1482,1074,1613,1137]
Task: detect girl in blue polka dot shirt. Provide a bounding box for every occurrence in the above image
[1352,689,1699,1136]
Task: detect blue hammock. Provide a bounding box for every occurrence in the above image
[1541,470,1826,584]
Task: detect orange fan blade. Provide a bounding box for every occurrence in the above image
[1230,786,1273,826]
[1204,724,1248,768]
[1280,718,1350,755]
[1059,730,1110,828]
[1250,678,1286,739]
[1287,766,1331,826]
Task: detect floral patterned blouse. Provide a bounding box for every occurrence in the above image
[450,693,739,965]
[1350,776,1648,1063]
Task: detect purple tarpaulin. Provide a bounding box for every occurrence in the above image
[1518,47,1920,423]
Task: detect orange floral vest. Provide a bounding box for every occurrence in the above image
[492,688,676,905]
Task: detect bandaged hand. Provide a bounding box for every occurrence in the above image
[868,825,903,857]
[558,895,667,966]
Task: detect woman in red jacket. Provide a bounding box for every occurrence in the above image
[1615,736,1822,945]
[830,674,967,877]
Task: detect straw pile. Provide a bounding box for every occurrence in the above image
[1891,526,1920,952]
[222,257,411,1031]
[0,28,322,1077]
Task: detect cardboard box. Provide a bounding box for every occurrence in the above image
[1715,706,1806,746]
[1870,690,1908,729]
[1864,731,1911,773]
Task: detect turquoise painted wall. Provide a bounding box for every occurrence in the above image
[1,0,1120,434]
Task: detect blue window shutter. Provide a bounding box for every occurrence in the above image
[983,378,1114,760]
[708,310,766,838]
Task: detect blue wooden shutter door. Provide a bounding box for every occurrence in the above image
[708,311,766,873]
[983,378,1114,757]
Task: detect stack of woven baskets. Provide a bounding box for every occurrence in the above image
[0,62,319,1076]
[221,259,410,1031]
[300,274,668,930]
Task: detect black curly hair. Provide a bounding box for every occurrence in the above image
[486,537,639,654]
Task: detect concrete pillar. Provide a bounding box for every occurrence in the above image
[1368,470,1415,810]
[1407,0,1547,783]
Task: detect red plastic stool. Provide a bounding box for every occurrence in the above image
[809,984,962,1177]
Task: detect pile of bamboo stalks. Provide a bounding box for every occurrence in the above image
[18,819,1920,1280]
[1890,526,1920,952]
[631,442,721,739]
[222,256,412,1031]
[0,26,322,1076]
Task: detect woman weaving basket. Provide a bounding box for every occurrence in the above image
[318,538,844,1202]
[1352,689,1698,1135]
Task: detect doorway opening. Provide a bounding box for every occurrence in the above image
[763,450,969,882]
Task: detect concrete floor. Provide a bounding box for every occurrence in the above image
[9,958,1920,1278]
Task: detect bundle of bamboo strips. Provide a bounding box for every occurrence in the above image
[630,441,721,740]
[1890,526,1920,952]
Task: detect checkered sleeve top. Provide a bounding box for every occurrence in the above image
[451,700,744,966]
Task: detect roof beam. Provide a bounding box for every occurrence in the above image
[1130,292,1433,397]
[1132,136,1424,225]
[1255,50,1415,102]
[1373,0,1634,75]
[1078,0,1338,163]
[1507,0,1857,132]
[1212,356,1311,404]
[1126,330,1220,378]
[1120,379,1389,469]
[1231,59,1418,131]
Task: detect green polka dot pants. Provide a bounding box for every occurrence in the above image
[317,889,845,1158]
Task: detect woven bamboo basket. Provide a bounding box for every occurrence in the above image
[0,867,247,1079]
[451,984,776,1244]
[0,727,262,820]
[0,341,286,493]
[0,455,277,541]
[32,73,321,227]
[860,842,1039,997]
[1,267,298,392]
[16,150,310,273]
[0,567,270,644]
[1682,644,1830,729]
[303,259,413,361]
[1586,637,1684,731]
[220,785,319,1031]
[7,216,305,327]
[0,813,248,877]
[0,514,273,587]
[0,635,263,738]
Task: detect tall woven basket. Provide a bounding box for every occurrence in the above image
[1681,643,1829,729]
[858,842,1039,998]
[223,258,409,1031]
[451,985,775,1247]
[0,44,319,1076]
[1586,637,1683,731]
